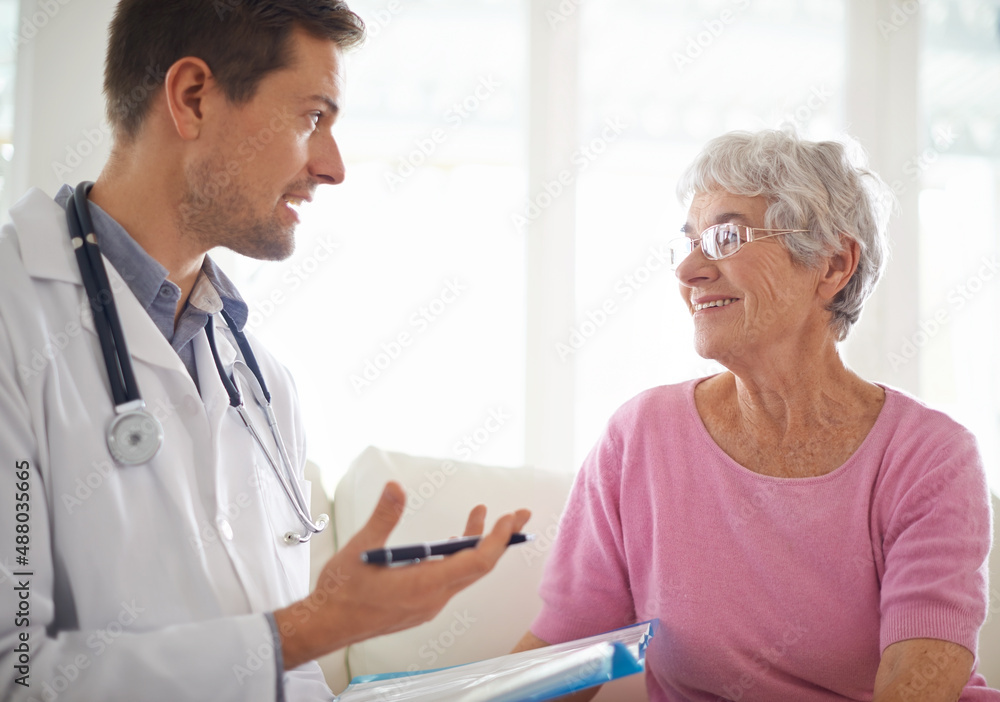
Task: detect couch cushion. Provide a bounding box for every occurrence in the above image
[333,446,574,679]
[977,491,1000,684]
[305,460,350,694]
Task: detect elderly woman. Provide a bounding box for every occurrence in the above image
[514,130,997,701]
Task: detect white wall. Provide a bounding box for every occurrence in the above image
[11,0,114,199]
[841,0,920,394]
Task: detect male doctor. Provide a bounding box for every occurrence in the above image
[0,0,530,700]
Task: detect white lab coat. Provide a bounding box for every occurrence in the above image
[0,189,333,701]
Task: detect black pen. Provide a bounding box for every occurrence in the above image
[361,533,534,565]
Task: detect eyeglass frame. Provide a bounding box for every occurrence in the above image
[667,223,811,269]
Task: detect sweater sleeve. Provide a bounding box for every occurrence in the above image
[531,424,635,644]
[878,427,993,656]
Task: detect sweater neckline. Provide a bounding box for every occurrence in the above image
[683,374,898,484]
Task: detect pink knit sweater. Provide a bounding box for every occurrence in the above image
[532,378,998,701]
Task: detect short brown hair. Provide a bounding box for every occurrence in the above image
[104,0,365,140]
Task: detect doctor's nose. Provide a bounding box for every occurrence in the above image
[310,134,346,186]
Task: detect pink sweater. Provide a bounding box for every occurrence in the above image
[532,378,998,701]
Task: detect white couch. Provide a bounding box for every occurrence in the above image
[307,450,1000,697]
[306,448,648,700]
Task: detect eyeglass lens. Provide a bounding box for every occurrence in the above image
[670,223,745,268]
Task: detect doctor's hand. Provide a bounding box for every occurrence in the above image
[274,481,531,670]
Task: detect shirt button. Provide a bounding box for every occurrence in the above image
[216,517,234,541]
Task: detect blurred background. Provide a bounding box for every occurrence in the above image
[5,0,999,499]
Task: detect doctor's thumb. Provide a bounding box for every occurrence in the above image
[355,481,407,548]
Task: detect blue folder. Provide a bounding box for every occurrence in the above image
[334,619,658,701]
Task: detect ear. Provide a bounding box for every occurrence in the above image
[817,234,860,301]
[163,57,216,141]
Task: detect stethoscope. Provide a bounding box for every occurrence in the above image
[65,182,328,545]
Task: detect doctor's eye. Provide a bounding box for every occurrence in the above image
[308,112,323,129]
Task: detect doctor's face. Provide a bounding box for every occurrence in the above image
[180,27,347,260]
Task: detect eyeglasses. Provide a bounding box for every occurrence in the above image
[667,223,809,269]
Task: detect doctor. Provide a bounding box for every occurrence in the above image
[0,0,530,700]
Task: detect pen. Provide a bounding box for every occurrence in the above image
[361,533,534,565]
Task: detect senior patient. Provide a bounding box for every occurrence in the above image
[514,130,998,701]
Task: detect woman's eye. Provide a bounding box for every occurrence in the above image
[310,112,322,127]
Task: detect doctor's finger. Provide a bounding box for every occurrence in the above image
[437,509,532,586]
[348,482,407,551]
[462,504,488,537]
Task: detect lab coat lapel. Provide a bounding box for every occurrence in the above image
[193,315,238,505]
[197,314,238,420]
[192,317,273,610]
[9,188,84,284]
[90,256,191,374]
[11,187,189,374]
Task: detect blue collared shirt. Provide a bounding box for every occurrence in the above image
[55,184,249,392]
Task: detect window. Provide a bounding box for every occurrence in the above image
[214,0,998,497]
[0,0,20,214]
[918,0,1000,492]
[573,0,846,462]
[223,0,528,487]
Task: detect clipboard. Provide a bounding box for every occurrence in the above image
[334,619,658,702]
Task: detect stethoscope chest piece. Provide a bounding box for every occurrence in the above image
[106,406,164,466]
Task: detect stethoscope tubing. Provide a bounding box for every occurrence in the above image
[67,182,142,407]
[204,298,327,544]
[65,181,326,543]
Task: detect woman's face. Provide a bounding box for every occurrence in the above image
[676,191,827,368]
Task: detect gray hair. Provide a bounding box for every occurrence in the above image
[676,129,894,341]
